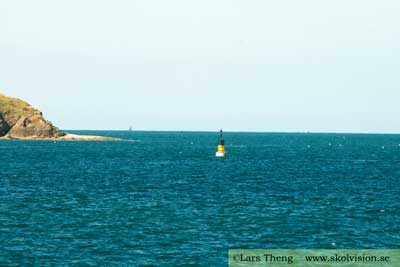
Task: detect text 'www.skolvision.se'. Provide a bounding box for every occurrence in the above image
[229,249,400,267]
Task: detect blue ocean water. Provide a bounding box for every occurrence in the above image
[1,131,400,266]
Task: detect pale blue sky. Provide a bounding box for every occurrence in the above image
[1,1,400,132]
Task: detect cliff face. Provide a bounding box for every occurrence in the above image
[0,114,11,136]
[0,93,65,138]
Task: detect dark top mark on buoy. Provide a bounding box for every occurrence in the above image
[218,129,224,146]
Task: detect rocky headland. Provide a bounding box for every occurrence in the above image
[0,93,120,141]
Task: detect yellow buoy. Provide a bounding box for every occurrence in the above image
[216,129,225,157]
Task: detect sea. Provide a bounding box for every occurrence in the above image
[1,131,399,266]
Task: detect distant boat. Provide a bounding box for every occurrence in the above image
[215,129,226,157]
[129,126,133,131]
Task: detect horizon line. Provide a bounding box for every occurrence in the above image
[62,129,400,135]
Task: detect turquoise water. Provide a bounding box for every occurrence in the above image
[1,131,400,266]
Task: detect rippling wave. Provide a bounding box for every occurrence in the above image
[1,131,399,266]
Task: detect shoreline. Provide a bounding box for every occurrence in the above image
[0,133,122,141]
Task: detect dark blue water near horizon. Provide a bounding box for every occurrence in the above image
[1,131,400,266]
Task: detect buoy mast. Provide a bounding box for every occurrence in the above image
[215,129,225,157]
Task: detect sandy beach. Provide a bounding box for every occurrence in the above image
[0,133,122,141]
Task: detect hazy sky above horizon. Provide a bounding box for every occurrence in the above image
[1,1,400,132]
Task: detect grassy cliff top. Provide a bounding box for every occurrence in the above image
[0,93,42,126]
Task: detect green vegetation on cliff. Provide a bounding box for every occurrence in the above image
[0,93,65,138]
